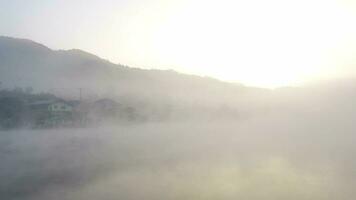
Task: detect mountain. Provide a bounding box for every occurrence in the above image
[0,36,271,120]
[2,36,356,121]
[0,36,122,92]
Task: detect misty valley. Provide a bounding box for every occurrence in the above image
[0,37,356,200]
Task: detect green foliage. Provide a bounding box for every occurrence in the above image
[0,96,24,128]
[0,87,140,129]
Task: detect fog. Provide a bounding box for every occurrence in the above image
[1,37,356,199]
[1,108,355,199]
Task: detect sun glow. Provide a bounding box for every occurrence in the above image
[7,0,356,88]
[110,0,356,88]
[151,0,356,87]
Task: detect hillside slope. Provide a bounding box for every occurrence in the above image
[0,36,272,120]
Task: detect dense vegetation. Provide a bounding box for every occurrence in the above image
[0,86,57,129]
[0,85,140,129]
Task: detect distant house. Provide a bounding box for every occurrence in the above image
[27,100,56,111]
[28,100,74,112]
[27,99,76,127]
[48,102,73,112]
[86,98,121,123]
[93,98,120,113]
[90,98,139,122]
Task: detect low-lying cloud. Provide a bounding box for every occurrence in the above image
[1,114,355,199]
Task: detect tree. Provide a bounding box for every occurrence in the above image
[0,97,24,128]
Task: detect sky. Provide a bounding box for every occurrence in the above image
[1,0,356,88]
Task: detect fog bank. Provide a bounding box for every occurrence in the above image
[1,115,355,199]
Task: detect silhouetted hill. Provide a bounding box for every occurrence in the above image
[0,36,269,115]
[0,36,235,91]
[2,36,356,122]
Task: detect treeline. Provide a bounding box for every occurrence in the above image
[0,87,57,129]
[0,87,141,129]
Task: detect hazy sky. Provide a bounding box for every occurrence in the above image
[1,0,356,88]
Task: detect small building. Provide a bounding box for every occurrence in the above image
[27,99,75,127]
[28,100,74,113]
[27,100,56,111]
[86,98,121,123]
[48,102,73,112]
[93,98,120,113]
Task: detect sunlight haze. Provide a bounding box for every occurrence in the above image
[1,0,356,87]
[2,1,356,199]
